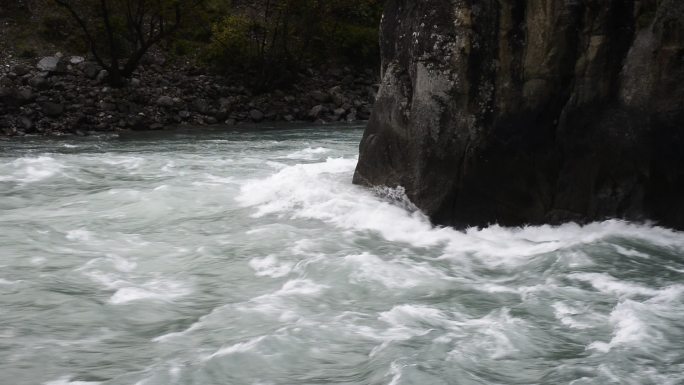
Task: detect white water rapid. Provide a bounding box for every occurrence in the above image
[1,126,683,385]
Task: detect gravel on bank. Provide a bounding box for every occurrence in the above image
[0,53,378,137]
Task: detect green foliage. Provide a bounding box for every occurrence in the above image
[327,24,379,67]
[39,12,83,50]
[206,14,253,64]
[39,14,69,41]
[200,0,383,88]
[11,0,383,88]
[51,0,205,85]
[15,42,39,58]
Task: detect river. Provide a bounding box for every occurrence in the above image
[1,126,683,385]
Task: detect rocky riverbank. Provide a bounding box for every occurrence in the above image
[0,54,378,137]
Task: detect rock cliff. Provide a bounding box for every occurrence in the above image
[354,0,684,229]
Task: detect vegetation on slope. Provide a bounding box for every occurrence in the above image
[2,0,383,89]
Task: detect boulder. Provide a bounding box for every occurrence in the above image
[192,98,210,114]
[95,70,109,84]
[0,86,13,101]
[37,56,65,73]
[81,62,101,79]
[214,109,228,122]
[28,75,49,90]
[249,109,264,122]
[19,116,34,130]
[354,0,684,230]
[41,102,64,117]
[12,64,30,76]
[0,76,14,88]
[156,96,175,107]
[99,101,117,111]
[346,108,358,122]
[333,108,347,119]
[69,56,85,65]
[15,88,35,104]
[309,90,332,103]
[308,105,325,120]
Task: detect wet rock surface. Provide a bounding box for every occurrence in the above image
[354,0,684,230]
[0,55,377,137]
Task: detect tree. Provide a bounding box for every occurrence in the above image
[53,0,203,86]
[206,0,383,89]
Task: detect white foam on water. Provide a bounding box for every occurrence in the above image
[442,221,683,269]
[552,302,596,329]
[109,280,190,304]
[66,229,93,242]
[266,161,288,170]
[102,156,144,170]
[153,300,244,343]
[290,238,318,255]
[84,271,190,305]
[153,327,197,343]
[284,147,331,160]
[613,245,651,259]
[475,278,581,304]
[0,278,18,285]
[192,174,236,187]
[153,316,207,342]
[249,255,294,278]
[31,256,47,265]
[204,174,235,184]
[449,308,532,360]
[587,300,660,353]
[569,272,666,298]
[234,279,328,321]
[344,253,452,289]
[378,304,450,330]
[267,278,327,297]
[559,250,595,268]
[237,157,358,217]
[168,364,182,381]
[43,377,100,385]
[204,335,266,361]
[387,362,404,385]
[0,156,66,183]
[160,161,176,173]
[236,157,684,267]
[110,287,161,304]
[358,305,530,362]
[665,265,684,274]
[648,284,684,302]
[107,254,138,273]
[237,157,452,248]
[3,139,684,385]
[106,188,141,198]
[477,283,521,295]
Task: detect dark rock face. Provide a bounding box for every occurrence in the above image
[354,0,684,229]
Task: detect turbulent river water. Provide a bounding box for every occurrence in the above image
[1,126,683,385]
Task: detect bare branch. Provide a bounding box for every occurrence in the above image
[52,0,109,70]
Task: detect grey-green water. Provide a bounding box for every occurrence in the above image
[1,126,683,385]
